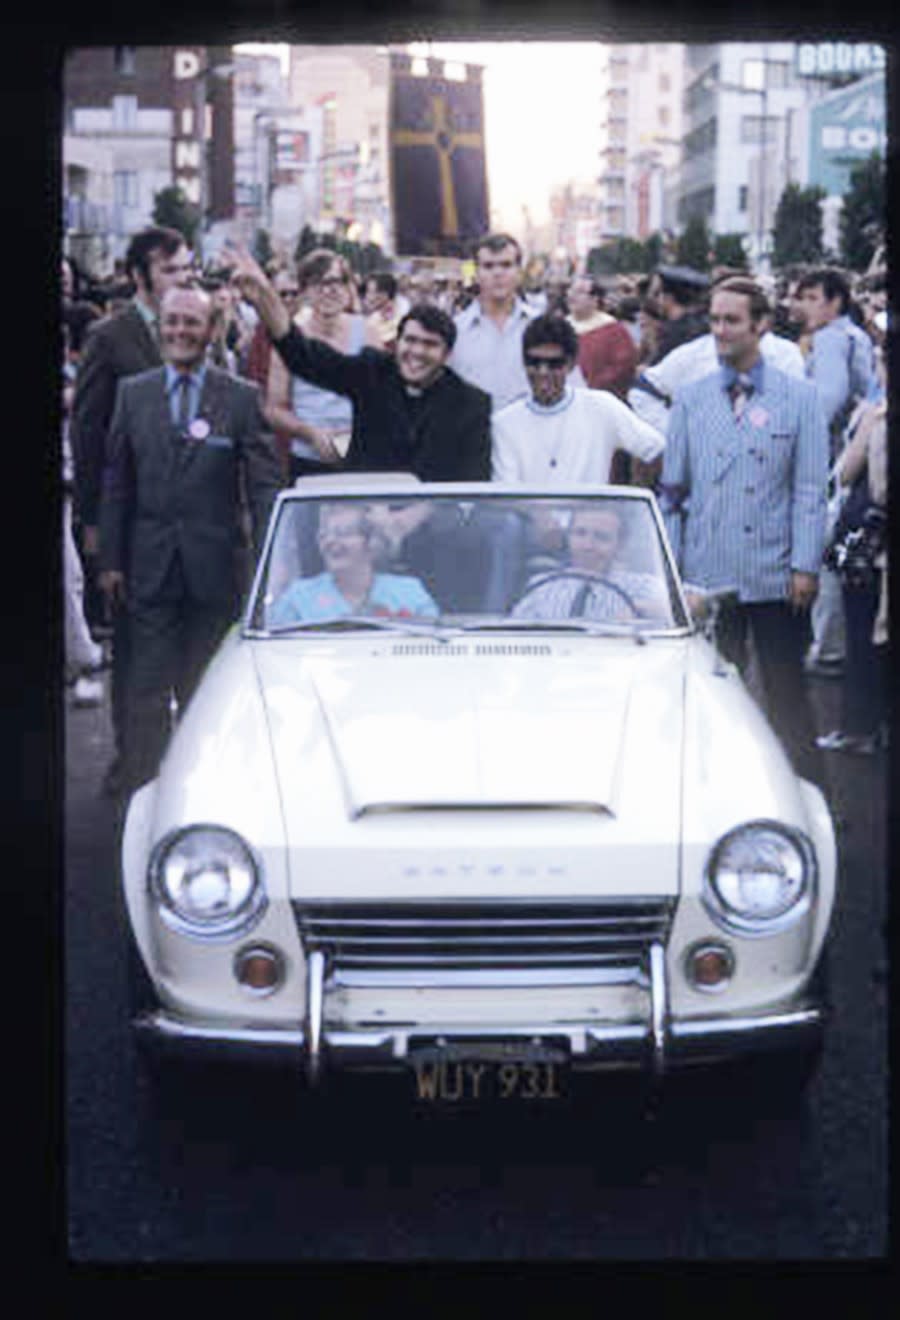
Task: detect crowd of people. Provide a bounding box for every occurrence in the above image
[61,223,888,799]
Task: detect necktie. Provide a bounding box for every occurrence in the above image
[569,581,594,617]
[729,374,753,421]
[175,374,192,431]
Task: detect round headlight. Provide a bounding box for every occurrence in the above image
[149,826,266,941]
[703,821,814,935]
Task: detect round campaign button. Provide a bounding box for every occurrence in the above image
[189,418,211,440]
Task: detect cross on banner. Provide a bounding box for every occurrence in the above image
[389,57,489,257]
[393,94,482,236]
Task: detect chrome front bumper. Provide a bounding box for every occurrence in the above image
[135,1003,824,1072]
[134,939,825,1078]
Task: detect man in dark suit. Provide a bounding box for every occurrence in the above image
[68,225,194,794]
[223,243,492,481]
[98,285,282,793]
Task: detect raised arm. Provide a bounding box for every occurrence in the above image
[221,242,291,341]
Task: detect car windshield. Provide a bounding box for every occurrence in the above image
[247,491,687,635]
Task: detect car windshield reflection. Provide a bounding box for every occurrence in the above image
[249,492,687,635]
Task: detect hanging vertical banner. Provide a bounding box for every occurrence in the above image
[389,52,489,257]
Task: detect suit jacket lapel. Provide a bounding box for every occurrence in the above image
[126,302,162,365]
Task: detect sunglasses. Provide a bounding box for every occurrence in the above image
[524,354,569,370]
[278,288,300,299]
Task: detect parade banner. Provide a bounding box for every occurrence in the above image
[389,52,489,258]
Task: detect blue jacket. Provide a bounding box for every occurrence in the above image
[660,361,828,603]
[806,314,875,430]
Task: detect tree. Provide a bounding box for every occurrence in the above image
[152,185,200,249]
[771,183,825,267]
[586,236,654,277]
[642,231,664,271]
[294,224,319,263]
[292,226,387,276]
[712,233,749,269]
[840,151,884,272]
[676,215,711,272]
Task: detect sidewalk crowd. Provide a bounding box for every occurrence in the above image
[62,224,889,798]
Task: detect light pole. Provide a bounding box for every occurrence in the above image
[698,54,779,272]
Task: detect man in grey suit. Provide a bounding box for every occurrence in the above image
[98,285,282,793]
[660,276,828,789]
[69,225,194,794]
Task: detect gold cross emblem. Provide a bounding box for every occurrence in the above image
[393,94,483,236]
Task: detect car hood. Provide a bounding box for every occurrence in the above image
[251,636,688,898]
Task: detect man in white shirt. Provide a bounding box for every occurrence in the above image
[450,234,586,408]
[450,233,535,409]
[492,315,665,484]
[629,314,806,434]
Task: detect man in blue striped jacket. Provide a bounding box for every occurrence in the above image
[660,276,829,788]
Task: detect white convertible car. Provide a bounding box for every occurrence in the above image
[122,480,835,1104]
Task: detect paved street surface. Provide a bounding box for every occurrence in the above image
[65,667,887,1261]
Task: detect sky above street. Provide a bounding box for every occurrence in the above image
[236,41,609,233]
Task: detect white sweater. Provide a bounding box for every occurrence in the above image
[491,386,665,484]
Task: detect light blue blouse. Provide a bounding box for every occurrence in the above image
[269,572,439,625]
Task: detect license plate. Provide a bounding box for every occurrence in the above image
[409,1038,568,1103]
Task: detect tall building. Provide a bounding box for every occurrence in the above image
[232,49,290,241]
[678,42,826,269]
[597,44,684,244]
[287,45,391,250]
[63,44,236,271]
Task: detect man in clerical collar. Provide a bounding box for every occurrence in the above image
[223,243,492,483]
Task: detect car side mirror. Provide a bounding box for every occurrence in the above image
[683,585,739,669]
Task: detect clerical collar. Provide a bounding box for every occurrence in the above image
[404,385,424,398]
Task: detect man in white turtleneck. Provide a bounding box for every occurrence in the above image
[491,314,665,485]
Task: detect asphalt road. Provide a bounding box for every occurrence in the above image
[64,666,887,1261]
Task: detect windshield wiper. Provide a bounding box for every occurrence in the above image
[268,615,448,637]
[456,618,657,640]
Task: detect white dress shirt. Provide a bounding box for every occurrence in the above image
[629,331,805,433]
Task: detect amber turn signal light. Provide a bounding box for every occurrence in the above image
[688,943,735,990]
[234,944,284,994]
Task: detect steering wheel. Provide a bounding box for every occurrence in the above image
[511,569,640,617]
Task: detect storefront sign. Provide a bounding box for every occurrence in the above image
[172,46,204,206]
[796,43,885,78]
[808,72,886,197]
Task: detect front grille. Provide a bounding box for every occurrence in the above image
[293,899,674,971]
[389,644,553,657]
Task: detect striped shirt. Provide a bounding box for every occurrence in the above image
[660,360,828,603]
[512,566,671,623]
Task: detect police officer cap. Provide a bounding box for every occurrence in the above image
[656,264,710,292]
